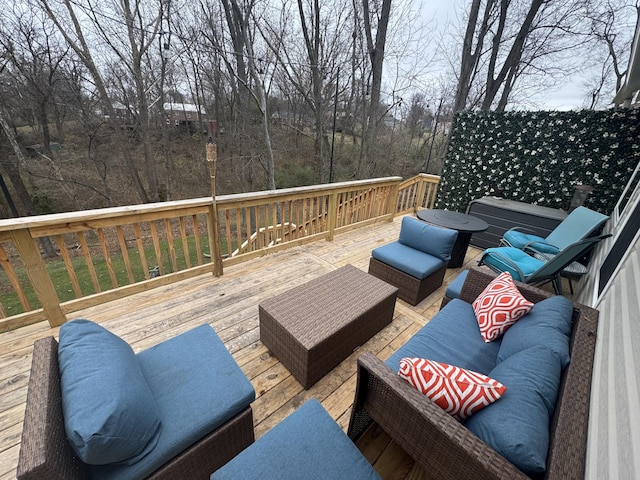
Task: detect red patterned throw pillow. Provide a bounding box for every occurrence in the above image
[398,358,506,420]
[472,271,534,342]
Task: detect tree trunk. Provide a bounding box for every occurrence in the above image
[480,0,544,110]
[0,106,57,257]
[360,0,391,178]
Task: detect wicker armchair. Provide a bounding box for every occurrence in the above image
[17,334,255,480]
[348,267,599,480]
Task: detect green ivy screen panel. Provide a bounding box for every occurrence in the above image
[436,110,640,215]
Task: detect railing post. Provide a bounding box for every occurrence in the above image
[389,181,400,218]
[207,143,224,276]
[415,175,427,212]
[9,229,66,327]
[326,191,338,241]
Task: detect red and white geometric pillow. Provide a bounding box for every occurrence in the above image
[472,271,534,343]
[398,357,506,420]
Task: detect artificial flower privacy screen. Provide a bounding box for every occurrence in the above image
[436,110,640,214]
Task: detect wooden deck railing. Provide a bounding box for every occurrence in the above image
[0,174,439,332]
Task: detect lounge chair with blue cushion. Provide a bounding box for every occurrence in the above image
[500,206,608,254]
[479,234,610,295]
[368,216,458,305]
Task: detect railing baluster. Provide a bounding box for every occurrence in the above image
[133,224,150,280]
[77,231,100,292]
[164,219,178,273]
[192,215,203,265]
[116,226,135,284]
[150,221,163,275]
[179,217,191,269]
[54,235,82,297]
[0,242,31,310]
[97,228,118,288]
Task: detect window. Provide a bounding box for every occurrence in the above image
[598,183,640,296]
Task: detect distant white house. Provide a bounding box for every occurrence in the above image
[162,103,218,135]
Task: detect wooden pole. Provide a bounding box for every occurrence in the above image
[207,142,224,276]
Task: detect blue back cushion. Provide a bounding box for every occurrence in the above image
[497,296,573,368]
[398,216,458,260]
[211,399,381,480]
[58,320,161,465]
[91,324,255,480]
[444,269,469,299]
[546,206,608,251]
[465,346,563,476]
[386,299,501,376]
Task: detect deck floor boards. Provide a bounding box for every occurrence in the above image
[0,215,483,480]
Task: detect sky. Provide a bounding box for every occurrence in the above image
[416,0,638,111]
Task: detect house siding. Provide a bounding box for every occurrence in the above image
[576,179,640,480]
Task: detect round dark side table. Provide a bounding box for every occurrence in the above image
[416,209,489,268]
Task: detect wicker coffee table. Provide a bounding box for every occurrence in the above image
[259,265,398,388]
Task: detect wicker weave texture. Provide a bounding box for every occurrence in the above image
[259,264,398,388]
[368,257,446,306]
[17,338,255,480]
[348,266,599,480]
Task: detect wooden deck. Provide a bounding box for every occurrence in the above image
[0,214,482,480]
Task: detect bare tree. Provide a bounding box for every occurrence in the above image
[584,0,639,108]
[358,0,391,178]
[35,0,160,203]
[452,0,591,113]
[0,9,69,155]
[216,0,277,189]
[257,0,353,183]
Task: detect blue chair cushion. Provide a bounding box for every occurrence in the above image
[386,299,501,376]
[545,206,608,251]
[372,242,446,280]
[398,216,458,260]
[503,230,558,254]
[58,320,161,465]
[497,296,573,368]
[210,399,381,480]
[444,269,469,299]
[465,346,563,476]
[91,324,256,480]
[481,247,544,281]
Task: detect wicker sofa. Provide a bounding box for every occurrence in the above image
[17,323,256,480]
[348,267,599,479]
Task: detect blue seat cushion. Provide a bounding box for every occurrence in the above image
[481,247,544,282]
[398,216,458,260]
[58,320,161,466]
[503,230,558,254]
[372,242,446,280]
[386,299,501,376]
[210,399,381,480]
[91,324,256,480]
[444,269,469,299]
[465,346,562,476]
[497,296,573,368]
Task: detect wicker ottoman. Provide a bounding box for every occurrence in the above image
[259,265,398,388]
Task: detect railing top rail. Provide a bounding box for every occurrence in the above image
[0,198,213,232]
[216,177,402,205]
[398,173,440,189]
[0,176,403,232]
